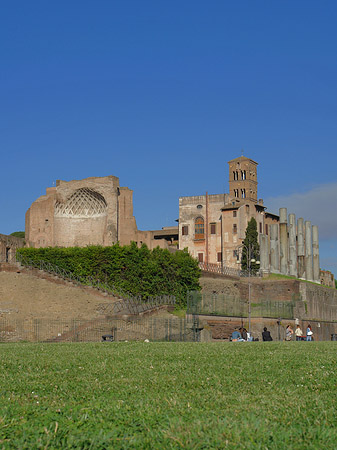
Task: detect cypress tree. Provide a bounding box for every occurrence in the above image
[241,217,260,274]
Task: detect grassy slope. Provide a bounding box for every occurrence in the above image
[0,342,336,449]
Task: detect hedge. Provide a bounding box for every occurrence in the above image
[16,243,201,307]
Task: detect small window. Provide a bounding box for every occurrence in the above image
[217,252,222,262]
[210,223,216,234]
[265,224,269,235]
[234,189,239,198]
[198,253,204,263]
[197,204,203,209]
[241,189,246,199]
[233,250,238,258]
[259,223,262,233]
[182,225,188,236]
[233,211,237,218]
[246,205,249,213]
[233,224,237,234]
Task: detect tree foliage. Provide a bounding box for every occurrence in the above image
[241,217,260,274]
[17,243,201,307]
[10,231,25,238]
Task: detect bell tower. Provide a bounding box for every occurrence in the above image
[228,156,258,203]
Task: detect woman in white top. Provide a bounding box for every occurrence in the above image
[295,324,303,341]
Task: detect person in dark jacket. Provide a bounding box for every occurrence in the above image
[262,327,273,341]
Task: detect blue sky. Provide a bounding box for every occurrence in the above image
[1,1,337,275]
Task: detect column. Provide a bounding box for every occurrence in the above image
[297,218,305,279]
[288,213,297,277]
[270,224,280,273]
[259,234,269,274]
[305,221,313,281]
[279,208,288,275]
[312,225,320,282]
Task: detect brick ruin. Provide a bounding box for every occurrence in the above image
[25,175,177,250]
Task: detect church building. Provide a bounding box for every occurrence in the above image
[179,156,320,282]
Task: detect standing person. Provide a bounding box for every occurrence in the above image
[306,324,313,341]
[285,325,294,341]
[295,325,303,341]
[262,327,273,341]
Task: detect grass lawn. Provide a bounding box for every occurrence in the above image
[0,342,336,449]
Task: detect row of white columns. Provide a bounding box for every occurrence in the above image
[260,208,320,282]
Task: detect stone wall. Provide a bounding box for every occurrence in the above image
[0,234,25,262]
[200,274,337,340]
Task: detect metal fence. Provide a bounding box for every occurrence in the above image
[199,262,240,277]
[0,316,200,343]
[198,262,261,278]
[187,291,295,319]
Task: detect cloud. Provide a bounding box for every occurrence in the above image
[265,182,337,240]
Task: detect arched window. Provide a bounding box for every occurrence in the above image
[195,217,205,240]
[55,188,107,218]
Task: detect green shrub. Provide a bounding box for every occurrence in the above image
[10,231,25,238]
[17,243,201,306]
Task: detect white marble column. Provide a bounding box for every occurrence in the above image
[297,218,305,279]
[288,213,297,277]
[312,225,320,282]
[279,208,288,275]
[259,234,270,274]
[270,223,280,273]
[305,221,313,281]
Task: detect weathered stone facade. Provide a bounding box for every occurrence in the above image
[320,269,335,288]
[179,156,320,282]
[0,234,25,263]
[26,176,175,250]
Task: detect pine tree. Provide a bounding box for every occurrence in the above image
[241,217,260,274]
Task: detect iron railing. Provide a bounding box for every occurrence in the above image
[199,262,240,277]
[198,262,261,278]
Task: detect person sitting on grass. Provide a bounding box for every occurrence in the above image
[262,327,273,341]
[231,327,244,342]
[241,327,248,341]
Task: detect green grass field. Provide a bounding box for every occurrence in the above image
[0,342,336,449]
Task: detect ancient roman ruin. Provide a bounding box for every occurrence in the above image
[25,175,177,250]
